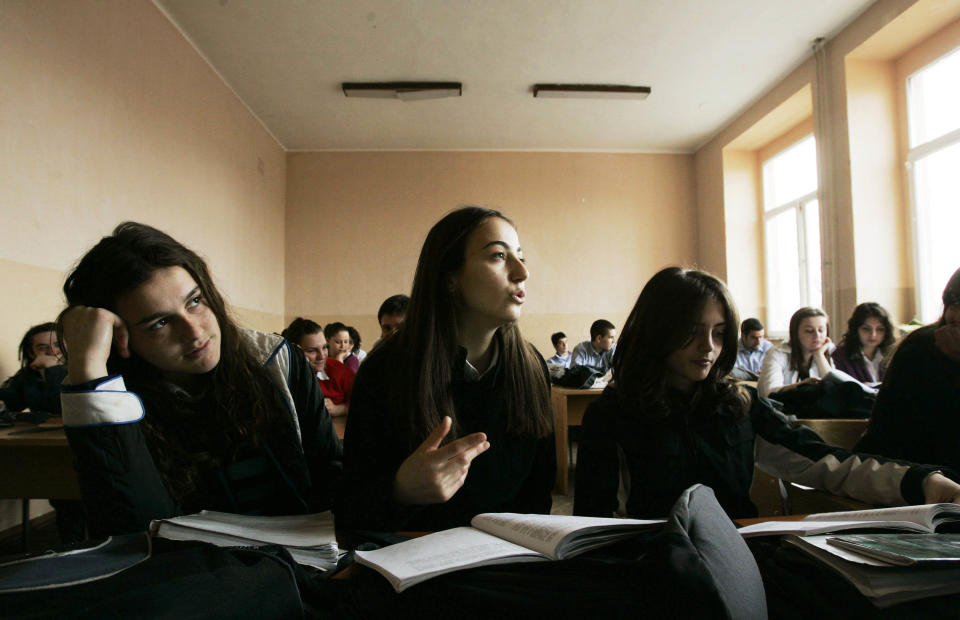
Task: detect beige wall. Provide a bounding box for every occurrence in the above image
[1,1,286,527]
[285,151,697,355]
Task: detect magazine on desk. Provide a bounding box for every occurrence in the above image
[149,510,339,571]
[784,534,960,607]
[738,503,960,538]
[354,512,665,593]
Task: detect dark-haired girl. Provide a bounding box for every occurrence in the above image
[857,267,960,471]
[59,223,341,537]
[832,302,895,385]
[574,267,960,520]
[282,317,352,417]
[335,207,555,532]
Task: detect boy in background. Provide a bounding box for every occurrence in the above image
[547,332,571,368]
[569,319,617,373]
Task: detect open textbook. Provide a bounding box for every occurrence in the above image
[149,511,339,571]
[785,535,960,607]
[354,512,665,593]
[738,503,960,538]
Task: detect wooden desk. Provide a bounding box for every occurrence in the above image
[0,424,81,501]
[551,387,602,494]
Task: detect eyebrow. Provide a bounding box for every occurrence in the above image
[481,240,522,253]
[134,286,201,326]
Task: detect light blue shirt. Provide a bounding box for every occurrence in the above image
[569,341,615,373]
[547,353,571,368]
[735,338,772,375]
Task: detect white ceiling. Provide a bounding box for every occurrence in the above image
[154,0,876,153]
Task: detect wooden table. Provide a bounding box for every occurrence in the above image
[0,423,81,550]
[551,387,602,494]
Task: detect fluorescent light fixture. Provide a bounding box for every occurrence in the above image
[532,84,651,100]
[342,81,462,101]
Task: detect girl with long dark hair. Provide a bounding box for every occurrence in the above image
[574,267,960,519]
[832,302,895,385]
[59,223,341,537]
[335,207,555,531]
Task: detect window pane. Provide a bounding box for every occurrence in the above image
[765,208,801,333]
[802,199,823,309]
[908,48,960,148]
[762,135,818,210]
[913,140,960,322]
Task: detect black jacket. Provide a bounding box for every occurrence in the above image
[574,385,940,520]
[856,325,960,471]
[1,364,67,413]
[335,334,556,531]
[61,330,342,537]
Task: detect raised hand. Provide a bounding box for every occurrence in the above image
[393,416,490,505]
[60,306,130,383]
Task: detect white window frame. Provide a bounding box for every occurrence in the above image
[763,190,820,336]
[905,48,960,323]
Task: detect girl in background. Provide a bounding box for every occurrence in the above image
[345,325,366,372]
[757,307,836,399]
[282,317,350,416]
[574,267,960,519]
[336,206,555,532]
[832,302,895,385]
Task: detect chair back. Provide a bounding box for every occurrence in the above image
[796,418,868,449]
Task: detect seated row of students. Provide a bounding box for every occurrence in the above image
[54,214,960,543]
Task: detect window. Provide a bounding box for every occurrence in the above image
[906,47,960,322]
[762,135,821,335]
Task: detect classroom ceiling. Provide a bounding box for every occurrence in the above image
[154,0,876,153]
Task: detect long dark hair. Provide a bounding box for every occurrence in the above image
[59,222,290,502]
[18,322,57,368]
[614,267,747,419]
[787,307,829,373]
[389,206,552,448]
[840,302,894,360]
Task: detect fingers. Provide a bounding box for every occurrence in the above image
[436,432,489,464]
[417,416,453,453]
[112,313,131,358]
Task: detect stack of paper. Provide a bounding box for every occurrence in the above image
[150,511,338,571]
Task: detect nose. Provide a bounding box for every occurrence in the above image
[181,315,204,343]
[510,256,528,282]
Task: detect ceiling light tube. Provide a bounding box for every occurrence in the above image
[532,84,651,99]
[342,81,462,100]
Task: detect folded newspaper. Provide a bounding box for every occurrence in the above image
[149,510,338,571]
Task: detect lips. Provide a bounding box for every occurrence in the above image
[186,339,210,360]
[511,289,526,303]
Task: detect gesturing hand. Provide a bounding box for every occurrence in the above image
[393,416,490,506]
[60,306,131,383]
[923,472,960,504]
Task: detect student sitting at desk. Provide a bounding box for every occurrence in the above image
[831,302,894,385]
[573,267,960,520]
[281,317,352,417]
[757,306,840,399]
[336,207,555,532]
[569,319,616,373]
[58,223,342,537]
[0,322,67,415]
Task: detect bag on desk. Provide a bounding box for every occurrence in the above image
[0,534,304,619]
[553,365,602,388]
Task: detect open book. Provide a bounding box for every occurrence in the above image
[738,503,960,538]
[785,534,960,607]
[354,512,665,592]
[149,510,338,571]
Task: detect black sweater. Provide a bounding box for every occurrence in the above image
[856,325,960,471]
[335,336,555,532]
[574,385,941,520]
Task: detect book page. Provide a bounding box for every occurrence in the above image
[738,520,928,538]
[470,513,663,559]
[803,505,943,530]
[151,511,335,547]
[354,527,545,592]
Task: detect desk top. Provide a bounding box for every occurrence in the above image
[551,387,604,396]
[0,423,68,446]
